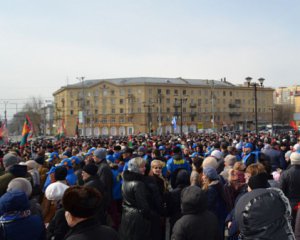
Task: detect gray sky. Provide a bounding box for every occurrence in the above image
[1,0,300,119]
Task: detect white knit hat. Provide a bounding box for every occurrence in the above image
[45,181,69,201]
[290,152,300,165]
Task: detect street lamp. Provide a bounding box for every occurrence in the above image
[77,76,86,137]
[174,97,187,136]
[245,77,265,135]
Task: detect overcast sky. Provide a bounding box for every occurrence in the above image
[1,0,300,118]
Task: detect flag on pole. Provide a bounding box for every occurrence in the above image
[20,115,33,147]
[0,121,9,145]
[56,119,67,142]
[171,116,177,130]
[290,121,298,131]
[75,118,79,138]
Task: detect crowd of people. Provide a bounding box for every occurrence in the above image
[0,131,300,240]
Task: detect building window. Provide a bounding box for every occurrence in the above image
[148,89,152,95]
[174,89,178,95]
[120,89,125,96]
[120,108,124,114]
[183,90,187,95]
[183,107,186,113]
[102,118,107,123]
[70,101,74,107]
[198,99,202,105]
[166,89,170,95]
[138,107,141,113]
[120,99,124,104]
[111,90,115,95]
[157,89,162,94]
[223,91,226,96]
[119,117,125,123]
[137,89,142,94]
[230,91,232,97]
[111,99,115,105]
[111,118,115,123]
[95,109,98,114]
[191,90,194,95]
[111,108,115,114]
[70,110,73,115]
[167,107,170,113]
[166,98,170,104]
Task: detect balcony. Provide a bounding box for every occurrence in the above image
[229,112,241,118]
[190,103,197,108]
[190,112,197,117]
[173,102,180,108]
[229,103,241,108]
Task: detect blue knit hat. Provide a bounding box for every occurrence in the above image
[203,167,219,180]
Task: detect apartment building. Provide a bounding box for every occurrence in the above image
[53,77,274,136]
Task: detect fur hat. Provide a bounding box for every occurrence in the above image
[290,152,300,165]
[211,150,222,160]
[128,157,146,174]
[25,160,38,170]
[7,178,32,197]
[3,153,19,169]
[202,156,218,169]
[62,186,102,218]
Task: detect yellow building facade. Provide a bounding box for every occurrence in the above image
[53,77,274,136]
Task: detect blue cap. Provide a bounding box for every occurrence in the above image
[192,143,198,149]
[106,154,116,163]
[85,147,96,156]
[48,152,59,162]
[244,143,254,150]
[47,166,56,174]
[59,158,73,167]
[159,146,166,151]
[62,151,72,158]
[70,156,81,165]
[190,152,199,158]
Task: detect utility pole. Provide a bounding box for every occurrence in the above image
[157,93,162,135]
[211,81,215,130]
[77,77,86,137]
[4,101,8,125]
[144,100,154,134]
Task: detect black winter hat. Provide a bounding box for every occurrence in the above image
[83,164,98,176]
[55,166,68,181]
[34,155,45,165]
[248,172,270,190]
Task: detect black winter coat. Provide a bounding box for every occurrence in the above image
[47,208,69,240]
[280,165,300,209]
[84,175,107,224]
[63,218,119,240]
[119,170,154,240]
[171,186,219,240]
[96,160,113,204]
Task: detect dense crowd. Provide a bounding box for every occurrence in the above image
[0,131,300,240]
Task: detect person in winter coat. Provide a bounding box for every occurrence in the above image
[166,168,190,237]
[235,188,295,240]
[63,186,119,240]
[0,190,46,240]
[280,152,300,228]
[171,185,219,240]
[7,177,42,217]
[119,157,155,240]
[82,163,107,224]
[202,167,227,240]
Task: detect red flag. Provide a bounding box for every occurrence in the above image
[290,121,298,131]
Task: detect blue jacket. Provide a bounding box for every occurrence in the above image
[0,191,45,240]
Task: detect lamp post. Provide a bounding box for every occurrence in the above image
[77,76,86,137]
[245,77,265,135]
[174,97,187,136]
[144,101,155,134]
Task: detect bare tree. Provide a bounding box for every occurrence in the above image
[274,104,295,125]
[8,96,44,136]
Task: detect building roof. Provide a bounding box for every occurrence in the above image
[53,77,236,95]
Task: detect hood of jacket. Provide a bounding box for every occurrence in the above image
[123,170,144,182]
[181,186,207,215]
[235,188,294,239]
[0,190,29,214]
